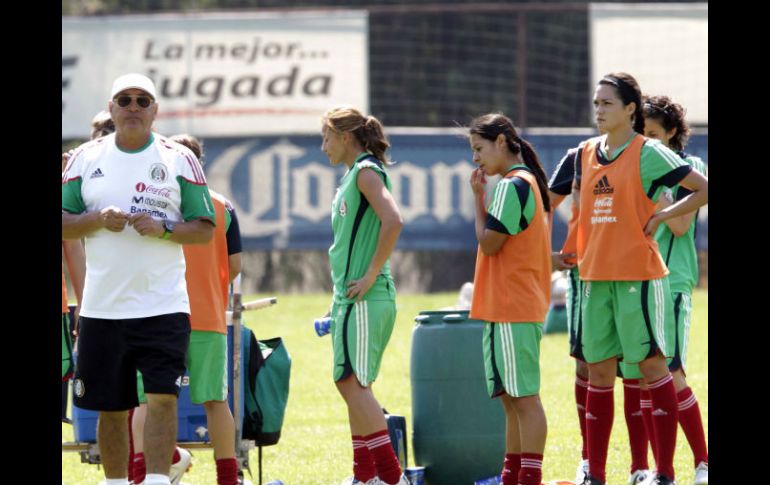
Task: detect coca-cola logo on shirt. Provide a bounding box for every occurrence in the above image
[135,182,171,198]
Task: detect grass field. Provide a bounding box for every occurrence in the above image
[62,289,707,485]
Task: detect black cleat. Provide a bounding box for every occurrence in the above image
[582,475,606,485]
[652,475,676,485]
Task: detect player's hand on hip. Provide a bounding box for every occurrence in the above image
[644,213,663,236]
[128,213,164,238]
[347,273,376,302]
[99,206,129,232]
[552,251,576,270]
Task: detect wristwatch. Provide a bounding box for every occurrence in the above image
[160,220,175,240]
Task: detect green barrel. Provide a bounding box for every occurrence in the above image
[544,304,568,334]
[410,310,506,485]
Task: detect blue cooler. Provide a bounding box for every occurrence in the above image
[72,324,247,443]
[72,403,99,443]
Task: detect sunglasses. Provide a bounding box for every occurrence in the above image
[113,94,154,108]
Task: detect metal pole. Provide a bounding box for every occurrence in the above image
[517,12,528,129]
[231,274,243,461]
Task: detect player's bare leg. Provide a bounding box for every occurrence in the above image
[132,404,147,453]
[336,375,403,484]
[504,394,547,485]
[336,375,386,436]
[98,410,130,479]
[499,395,522,485]
[501,395,522,455]
[144,393,178,475]
[203,400,236,459]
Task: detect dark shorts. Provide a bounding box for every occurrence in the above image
[72,312,191,411]
[667,292,692,374]
[62,313,74,381]
[567,268,586,362]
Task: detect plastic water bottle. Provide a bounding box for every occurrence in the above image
[474,476,502,485]
[314,317,332,337]
[405,466,426,485]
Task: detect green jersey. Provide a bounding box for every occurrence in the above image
[654,154,707,294]
[329,153,395,304]
[486,164,537,236]
[594,136,691,203]
[577,136,692,205]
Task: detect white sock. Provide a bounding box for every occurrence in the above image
[103,480,129,485]
[143,474,171,485]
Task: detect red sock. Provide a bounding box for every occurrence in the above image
[677,387,708,467]
[172,447,181,464]
[127,408,135,482]
[575,375,589,460]
[519,453,543,485]
[215,457,239,485]
[585,384,614,483]
[640,389,658,463]
[648,375,679,479]
[501,453,520,485]
[132,452,146,484]
[623,379,649,472]
[353,435,377,482]
[364,430,402,484]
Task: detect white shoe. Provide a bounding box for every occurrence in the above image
[693,462,708,485]
[638,473,655,485]
[639,473,677,485]
[169,447,192,485]
[575,459,590,484]
[381,476,411,485]
[338,477,381,485]
[628,469,652,484]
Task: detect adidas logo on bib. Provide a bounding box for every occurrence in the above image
[593,175,614,194]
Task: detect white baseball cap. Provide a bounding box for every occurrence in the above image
[110,73,157,100]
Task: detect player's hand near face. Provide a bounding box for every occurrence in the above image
[128,213,164,238]
[470,168,487,197]
[99,206,129,232]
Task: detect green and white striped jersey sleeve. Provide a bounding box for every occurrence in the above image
[486,176,536,236]
[673,155,707,201]
[688,155,707,178]
[640,140,693,202]
[356,158,388,184]
[173,150,216,224]
[62,150,86,214]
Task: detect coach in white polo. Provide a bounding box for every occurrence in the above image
[62,73,215,485]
